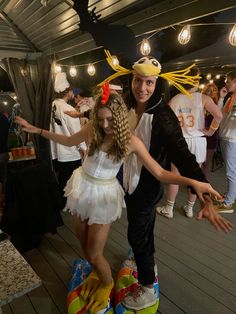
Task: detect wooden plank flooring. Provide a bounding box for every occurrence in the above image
[2,166,236,314]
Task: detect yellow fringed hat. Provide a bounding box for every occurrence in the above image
[99,50,201,96]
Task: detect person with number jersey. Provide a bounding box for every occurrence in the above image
[157,68,222,219]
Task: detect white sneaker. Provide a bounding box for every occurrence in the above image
[156,206,173,219]
[184,205,193,218]
[122,286,157,310]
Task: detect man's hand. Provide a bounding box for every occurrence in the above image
[197,195,233,232]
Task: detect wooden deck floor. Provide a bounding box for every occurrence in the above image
[2,166,236,314]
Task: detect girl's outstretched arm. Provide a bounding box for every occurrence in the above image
[128,135,221,203]
[15,116,91,147]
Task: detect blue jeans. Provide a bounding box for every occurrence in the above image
[220,139,236,205]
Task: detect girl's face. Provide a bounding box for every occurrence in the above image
[131,73,157,105]
[205,85,218,99]
[97,107,114,135]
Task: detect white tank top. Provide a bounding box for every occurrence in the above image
[169,92,205,138]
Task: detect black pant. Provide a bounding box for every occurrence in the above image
[53,159,81,206]
[125,186,163,286]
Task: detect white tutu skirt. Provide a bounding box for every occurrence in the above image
[64,167,125,225]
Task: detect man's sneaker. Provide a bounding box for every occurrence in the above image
[183,205,193,218]
[214,203,234,214]
[156,206,173,219]
[122,286,157,310]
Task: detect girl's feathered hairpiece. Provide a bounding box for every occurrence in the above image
[98,50,201,97]
[101,82,110,105]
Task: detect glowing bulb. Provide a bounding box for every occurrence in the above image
[111,55,119,67]
[178,25,191,45]
[3,101,8,105]
[215,74,220,79]
[140,39,151,56]
[87,63,96,76]
[13,95,17,100]
[209,79,214,84]
[69,67,77,77]
[200,84,205,89]
[55,65,62,73]
[229,23,236,46]
[206,73,212,80]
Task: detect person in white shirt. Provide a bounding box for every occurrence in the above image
[50,73,86,207]
[214,71,236,214]
[157,68,222,219]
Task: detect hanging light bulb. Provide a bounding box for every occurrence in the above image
[229,23,236,46]
[178,25,191,45]
[69,66,77,77]
[111,55,119,67]
[87,63,96,76]
[140,39,151,56]
[209,79,214,84]
[55,65,62,73]
[215,74,221,79]
[206,73,212,80]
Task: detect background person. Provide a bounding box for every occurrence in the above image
[202,83,225,178]
[214,71,236,214]
[157,71,222,219]
[50,72,86,208]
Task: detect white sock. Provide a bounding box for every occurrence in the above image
[144,286,155,295]
[166,200,175,212]
[185,200,195,211]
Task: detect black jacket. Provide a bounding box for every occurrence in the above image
[131,100,207,204]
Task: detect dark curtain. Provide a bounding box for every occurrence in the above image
[2,56,54,163]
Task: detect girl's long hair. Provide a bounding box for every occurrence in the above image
[89,92,131,162]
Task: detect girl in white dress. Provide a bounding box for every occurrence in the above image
[15,84,222,314]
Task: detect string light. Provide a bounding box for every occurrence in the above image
[140,39,151,55]
[215,74,221,79]
[55,65,62,73]
[87,63,96,76]
[199,84,205,89]
[229,23,236,46]
[111,55,119,66]
[69,66,77,77]
[209,79,214,84]
[206,73,212,80]
[178,25,191,45]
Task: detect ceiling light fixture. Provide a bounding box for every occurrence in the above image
[178,25,191,45]
[140,39,151,55]
[229,23,236,46]
[87,63,96,76]
[69,66,77,77]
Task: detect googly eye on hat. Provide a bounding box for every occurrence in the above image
[132,56,162,77]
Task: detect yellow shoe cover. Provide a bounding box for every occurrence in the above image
[80,271,100,301]
[86,279,114,313]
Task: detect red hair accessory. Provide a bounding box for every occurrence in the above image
[101,82,110,105]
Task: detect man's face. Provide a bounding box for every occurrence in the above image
[74,94,83,104]
[131,73,157,104]
[225,77,236,93]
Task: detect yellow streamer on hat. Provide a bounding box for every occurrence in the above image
[98,50,201,97]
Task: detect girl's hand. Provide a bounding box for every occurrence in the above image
[192,181,222,203]
[15,116,40,134]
